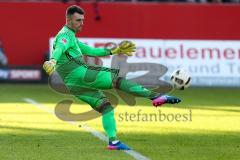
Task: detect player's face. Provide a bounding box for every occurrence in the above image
[68,13,84,32]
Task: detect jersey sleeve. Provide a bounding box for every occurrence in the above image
[51,34,72,61]
[77,40,111,57]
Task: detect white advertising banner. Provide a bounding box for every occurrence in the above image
[50,38,240,87]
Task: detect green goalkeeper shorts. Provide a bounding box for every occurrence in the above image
[56,58,119,109]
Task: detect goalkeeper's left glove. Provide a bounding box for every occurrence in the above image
[43,59,56,75]
[110,41,136,56]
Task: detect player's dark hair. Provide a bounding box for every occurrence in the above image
[66,5,85,17]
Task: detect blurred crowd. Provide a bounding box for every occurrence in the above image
[3,0,240,3]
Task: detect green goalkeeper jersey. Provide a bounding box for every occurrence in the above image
[51,25,111,66]
[50,25,118,91]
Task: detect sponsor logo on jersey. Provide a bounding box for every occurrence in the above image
[62,38,67,44]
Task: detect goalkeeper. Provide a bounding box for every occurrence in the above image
[43,5,181,150]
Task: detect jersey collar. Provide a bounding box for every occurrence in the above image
[64,25,76,34]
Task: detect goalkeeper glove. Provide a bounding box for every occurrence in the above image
[110,41,136,56]
[43,59,56,75]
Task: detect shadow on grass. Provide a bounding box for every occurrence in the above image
[0,84,240,108]
[0,125,133,160]
[119,131,240,160]
[0,125,239,160]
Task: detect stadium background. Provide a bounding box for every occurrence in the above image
[1,2,240,65]
[1,2,240,86]
[0,1,239,160]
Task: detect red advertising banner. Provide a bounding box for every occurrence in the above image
[0,2,240,65]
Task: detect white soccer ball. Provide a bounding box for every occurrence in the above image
[170,69,191,90]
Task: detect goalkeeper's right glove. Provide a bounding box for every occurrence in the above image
[110,41,136,56]
[43,59,56,75]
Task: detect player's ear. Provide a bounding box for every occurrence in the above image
[66,15,71,24]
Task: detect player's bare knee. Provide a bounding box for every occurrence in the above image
[113,77,124,89]
[94,100,114,114]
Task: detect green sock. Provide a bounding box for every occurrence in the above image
[117,78,157,99]
[102,107,117,142]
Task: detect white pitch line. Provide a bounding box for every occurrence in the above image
[23,98,151,160]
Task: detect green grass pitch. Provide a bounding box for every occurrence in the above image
[0,84,239,160]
